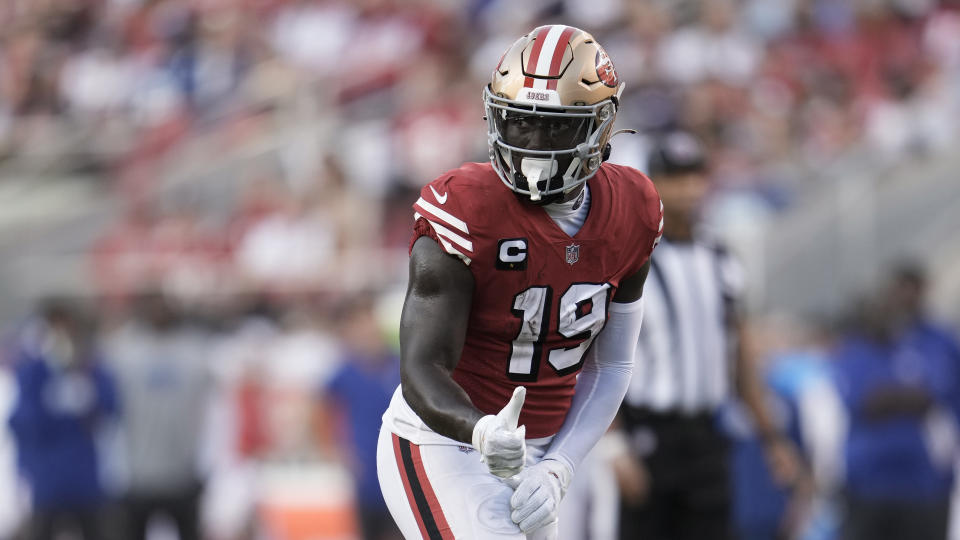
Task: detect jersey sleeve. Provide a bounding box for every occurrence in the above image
[410,172,479,266]
[624,169,664,275]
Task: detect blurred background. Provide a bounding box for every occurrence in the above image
[0,0,958,538]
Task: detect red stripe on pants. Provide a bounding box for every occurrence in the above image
[408,441,453,539]
[392,434,454,539]
[393,434,430,538]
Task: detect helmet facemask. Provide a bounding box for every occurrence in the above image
[484,86,618,205]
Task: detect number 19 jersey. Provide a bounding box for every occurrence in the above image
[392,161,662,441]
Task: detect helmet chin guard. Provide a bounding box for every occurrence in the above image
[520,157,556,201]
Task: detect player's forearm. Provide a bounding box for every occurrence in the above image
[545,356,632,473]
[545,298,644,472]
[399,236,479,443]
[401,364,484,443]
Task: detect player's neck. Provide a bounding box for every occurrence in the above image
[543,185,588,216]
[542,185,590,237]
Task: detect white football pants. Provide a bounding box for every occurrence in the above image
[377,425,558,539]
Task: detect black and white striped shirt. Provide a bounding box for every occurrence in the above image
[626,236,745,413]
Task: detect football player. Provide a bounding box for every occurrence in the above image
[377,25,663,539]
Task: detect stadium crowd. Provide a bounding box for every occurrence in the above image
[1,0,960,538]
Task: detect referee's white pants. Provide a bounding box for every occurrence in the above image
[376,426,558,540]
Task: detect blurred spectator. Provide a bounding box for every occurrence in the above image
[260,301,339,458]
[234,188,338,293]
[323,294,401,540]
[8,299,117,540]
[832,263,960,540]
[656,0,762,86]
[730,314,845,540]
[104,291,212,540]
[168,5,251,120]
[201,296,282,540]
[18,0,939,310]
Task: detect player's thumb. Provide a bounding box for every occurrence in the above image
[497,386,526,430]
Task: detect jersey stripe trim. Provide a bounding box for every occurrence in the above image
[413,213,472,264]
[394,434,454,540]
[414,198,469,234]
[436,236,471,265]
[424,219,473,252]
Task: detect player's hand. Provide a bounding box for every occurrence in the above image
[505,458,571,534]
[472,386,527,478]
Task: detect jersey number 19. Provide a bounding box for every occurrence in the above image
[507,283,611,381]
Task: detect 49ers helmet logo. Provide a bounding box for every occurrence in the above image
[595,47,618,87]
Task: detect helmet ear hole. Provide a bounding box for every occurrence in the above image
[602,143,612,162]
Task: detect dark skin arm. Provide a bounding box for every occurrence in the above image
[400,234,651,444]
[613,260,650,303]
[400,236,481,444]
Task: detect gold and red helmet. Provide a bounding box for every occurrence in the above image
[485,25,626,203]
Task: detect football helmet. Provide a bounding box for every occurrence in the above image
[485,25,626,203]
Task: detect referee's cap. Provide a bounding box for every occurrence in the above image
[646,131,707,177]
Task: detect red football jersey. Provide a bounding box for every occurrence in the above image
[411,162,663,438]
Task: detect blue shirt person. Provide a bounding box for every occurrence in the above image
[833,322,960,500]
[831,263,960,540]
[7,301,118,539]
[323,295,401,540]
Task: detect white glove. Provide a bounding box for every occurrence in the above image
[472,386,527,478]
[506,458,572,533]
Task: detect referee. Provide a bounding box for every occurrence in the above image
[615,132,802,540]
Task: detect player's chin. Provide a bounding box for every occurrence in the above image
[511,177,568,206]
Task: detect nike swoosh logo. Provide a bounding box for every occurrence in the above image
[429,185,448,204]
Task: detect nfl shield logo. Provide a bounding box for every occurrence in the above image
[565,244,580,265]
